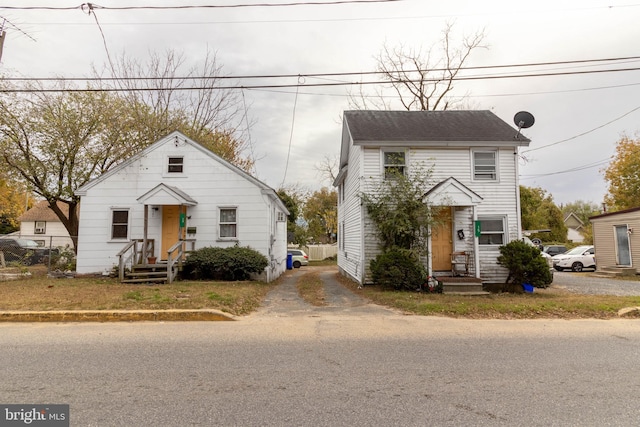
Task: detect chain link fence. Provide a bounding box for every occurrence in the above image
[0,233,76,273]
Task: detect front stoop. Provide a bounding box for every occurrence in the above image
[123,263,170,283]
[594,266,638,278]
[438,277,489,295]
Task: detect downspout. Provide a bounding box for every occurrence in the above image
[514,148,523,241]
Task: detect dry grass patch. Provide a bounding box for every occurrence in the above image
[335,273,640,319]
[0,267,276,316]
[296,269,326,306]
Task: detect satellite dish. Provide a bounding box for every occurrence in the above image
[513,111,535,139]
[514,111,535,129]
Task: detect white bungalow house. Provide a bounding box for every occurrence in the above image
[74,131,289,282]
[333,110,531,287]
[17,200,74,248]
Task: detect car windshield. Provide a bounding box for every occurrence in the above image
[564,246,590,255]
[15,239,40,248]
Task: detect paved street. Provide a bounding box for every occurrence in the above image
[1,267,640,426]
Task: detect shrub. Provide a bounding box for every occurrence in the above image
[183,245,269,281]
[497,240,552,289]
[370,247,427,291]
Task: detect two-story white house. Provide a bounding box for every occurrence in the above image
[333,110,531,285]
[74,131,289,282]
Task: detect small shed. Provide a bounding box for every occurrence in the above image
[590,207,640,274]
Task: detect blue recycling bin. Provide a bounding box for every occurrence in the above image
[286,253,293,270]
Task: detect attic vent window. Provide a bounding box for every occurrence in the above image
[168,157,184,173]
[277,212,286,222]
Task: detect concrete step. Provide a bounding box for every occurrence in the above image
[597,266,637,277]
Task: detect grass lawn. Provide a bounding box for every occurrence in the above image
[0,266,276,316]
[2,264,640,319]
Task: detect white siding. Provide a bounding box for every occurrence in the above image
[76,134,287,281]
[18,221,74,249]
[342,144,519,284]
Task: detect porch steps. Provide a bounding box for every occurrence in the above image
[438,276,489,295]
[593,266,637,278]
[122,263,170,284]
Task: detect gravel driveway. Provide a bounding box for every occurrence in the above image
[551,271,640,296]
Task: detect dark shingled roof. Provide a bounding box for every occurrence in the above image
[344,110,529,143]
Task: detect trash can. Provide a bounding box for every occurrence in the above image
[286,253,293,270]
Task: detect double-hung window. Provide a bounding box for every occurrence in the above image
[383,151,406,179]
[111,209,129,239]
[473,151,497,181]
[478,217,505,246]
[219,208,237,239]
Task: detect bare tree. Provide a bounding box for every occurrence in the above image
[349,22,487,111]
[314,154,338,185]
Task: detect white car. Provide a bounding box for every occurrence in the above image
[552,245,596,272]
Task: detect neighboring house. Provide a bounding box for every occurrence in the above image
[74,130,289,282]
[564,212,585,243]
[590,206,640,273]
[16,200,74,248]
[333,110,531,285]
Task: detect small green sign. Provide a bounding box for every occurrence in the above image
[180,213,186,227]
[474,221,481,238]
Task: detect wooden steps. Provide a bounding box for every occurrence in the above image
[122,263,169,283]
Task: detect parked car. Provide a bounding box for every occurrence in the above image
[0,237,57,265]
[288,249,309,268]
[543,245,568,257]
[552,245,596,272]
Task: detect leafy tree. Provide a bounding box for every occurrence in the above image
[303,187,337,243]
[0,50,250,251]
[349,22,487,111]
[0,174,32,234]
[520,186,567,242]
[360,166,434,254]
[603,134,640,211]
[277,187,308,245]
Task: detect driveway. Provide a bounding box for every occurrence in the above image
[254,265,397,317]
[551,271,640,296]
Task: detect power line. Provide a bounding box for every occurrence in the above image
[4,55,640,83]
[0,0,408,12]
[520,158,611,179]
[3,65,640,93]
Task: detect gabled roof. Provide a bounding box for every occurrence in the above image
[424,177,483,206]
[75,130,288,214]
[18,200,68,222]
[344,110,530,145]
[137,184,198,206]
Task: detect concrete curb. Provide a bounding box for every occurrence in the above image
[0,309,236,322]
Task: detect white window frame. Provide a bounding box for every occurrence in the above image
[478,216,506,246]
[34,221,46,234]
[276,211,286,222]
[472,149,498,181]
[166,156,184,176]
[110,208,130,241]
[218,207,238,240]
[382,149,407,179]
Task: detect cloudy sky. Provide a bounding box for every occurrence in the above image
[2,0,639,207]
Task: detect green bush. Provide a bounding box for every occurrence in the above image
[497,240,552,289]
[183,245,269,281]
[370,247,427,291]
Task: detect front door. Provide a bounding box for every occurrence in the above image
[615,225,631,266]
[431,207,453,271]
[161,205,182,260]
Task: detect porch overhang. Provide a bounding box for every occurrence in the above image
[424,177,483,206]
[137,183,198,206]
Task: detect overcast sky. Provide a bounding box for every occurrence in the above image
[2,0,639,208]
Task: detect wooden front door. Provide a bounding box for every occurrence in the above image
[431,207,453,271]
[161,205,181,260]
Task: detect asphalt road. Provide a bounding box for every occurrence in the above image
[1,267,640,426]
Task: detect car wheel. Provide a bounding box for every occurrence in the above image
[571,262,584,272]
[293,261,301,268]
